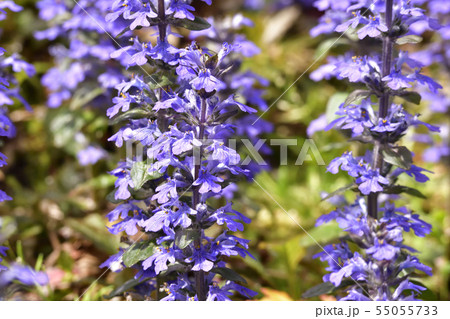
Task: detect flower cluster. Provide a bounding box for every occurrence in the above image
[1,0,35,253]
[0,1,48,294]
[35,0,129,165]
[101,0,258,301]
[408,0,450,163]
[189,13,273,175]
[307,0,441,300]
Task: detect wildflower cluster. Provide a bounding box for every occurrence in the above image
[408,0,449,163]
[101,0,259,301]
[1,0,35,262]
[35,0,129,165]
[0,1,48,294]
[189,13,273,175]
[307,0,441,300]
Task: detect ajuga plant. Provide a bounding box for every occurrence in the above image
[35,0,130,166]
[102,0,258,301]
[408,0,449,163]
[190,13,273,176]
[0,1,48,294]
[1,0,35,256]
[306,0,442,300]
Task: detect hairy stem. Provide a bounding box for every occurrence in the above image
[368,0,394,219]
[192,97,208,301]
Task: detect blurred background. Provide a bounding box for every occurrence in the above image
[0,0,448,300]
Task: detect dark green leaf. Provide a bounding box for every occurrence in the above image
[395,91,421,105]
[302,282,335,298]
[147,74,173,90]
[409,280,438,301]
[396,35,422,45]
[159,263,187,277]
[122,240,155,267]
[302,279,355,298]
[344,90,371,107]
[384,185,426,199]
[382,146,413,170]
[174,229,200,249]
[109,108,153,125]
[171,16,211,31]
[106,190,123,204]
[114,26,133,39]
[321,184,357,202]
[214,109,239,123]
[130,187,155,200]
[211,267,247,284]
[104,278,142,299]
[131,161,163,190]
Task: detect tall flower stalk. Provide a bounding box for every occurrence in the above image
[1,0,35,260]
[0,1,48,294]
[307,0,441,300]
[102,0,258,301]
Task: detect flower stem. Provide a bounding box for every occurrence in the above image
[157,0,167,40]
[192,97,208,301]
[368,0,394,219]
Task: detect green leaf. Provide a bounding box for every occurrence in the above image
[382,146,413,170]
[130,161,163,190]
[174,229,200,249]
[114,25,142,39]
[171,16,211,31]
[343,90,371,107]
[130,187,155,200]
[147,74,173,90]
[122,241,155,267]
[302,282,335,298]
[104,278,142,299]
[302,279,355,298]
[159,263,187,277]
[106,190,122,204]
[384,185,426,199]
[321,184,357,201]
[396,35,422,45]
[409,280,438,301]
[326,92,348,123]
[109,108,153,125]
[395,91,421,105]
[211,267,247,284]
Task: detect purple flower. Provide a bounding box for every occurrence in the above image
[193,170,223,194]
[357,16,388,39]
[127,8,157,30]
[185,247,215,272]
[0,264,48,287]
[190,69,225,92]
[77,145,107,166]
[143,247,176,274]
[356,169,389,195]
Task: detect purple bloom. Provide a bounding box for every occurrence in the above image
[383,71,412,90]
[0,264,48,287]
[185,247,215,272]
[143,247,176,274]
[356,169,389,195]
[190,69,225,92]
[77,145,107,166]
[193,170,223,194]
